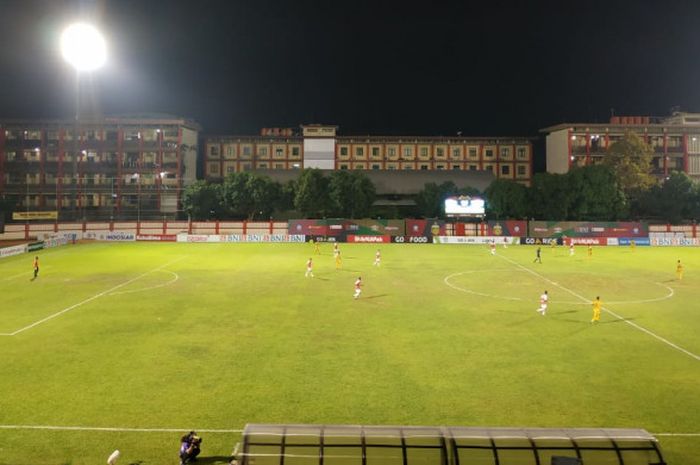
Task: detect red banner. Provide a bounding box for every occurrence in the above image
[405,219,445,237]
[347,235,391,243]
[569,237,607,245]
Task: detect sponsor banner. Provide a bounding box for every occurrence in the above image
[406,219,446,237]
[0,244,27,258]
[289,220,334,236]
[529,221,648,238]
[435,236,518,245]
[618,237,650,246]
[307,235,338,243]
[607,238,619,246]
[12,211,58,220]
[520,237,565,245]
[347,220,405,236]
[84,231,136,242]
[650,237,700,246]
[488,221,527,236]
[27,241,45,252]
[347,235,391,243]
[567,237,606,246]
[44,237,69,248]
[178,234,306,243]
[392,236,431,244]
[136,234,177,242]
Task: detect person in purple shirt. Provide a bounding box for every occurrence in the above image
[179,431,202,464]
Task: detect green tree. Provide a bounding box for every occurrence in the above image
[223,172,281,220]
[485,179,529,219]
[529,173,572,220]
[567,165,626,220]
[294,169,330,218]
[604,132,656,199]
[638,171,698,222]
[327,170,376,218]
[181,181,222,220]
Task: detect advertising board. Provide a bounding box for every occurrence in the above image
[347,235,391,243]
[0,244,27,258]
[488,221,527,236]
[136,234,177,242]
[84,231,136,242]
[392,236,431,244]
[618,238,650,246]
[650,237,699,246]
[520,237,565,245]
[435,236,518,245]
[405,219,446,237]
[27,241,45,252]
[177,234,306,243]
[529,221,647,238]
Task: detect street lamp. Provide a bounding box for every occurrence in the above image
[60,23,106,220]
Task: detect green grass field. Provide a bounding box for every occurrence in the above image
[0,241,698,465]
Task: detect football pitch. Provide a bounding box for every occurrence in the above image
[0,241,698,465]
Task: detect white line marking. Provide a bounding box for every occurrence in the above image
[1,256,186,336]
[444,271,674,305]
[0,424,242,433]
[497,254,700,362]
[108,269,179,296]
[654,433,700,437]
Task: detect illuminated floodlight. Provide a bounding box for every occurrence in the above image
[60,23,106,71]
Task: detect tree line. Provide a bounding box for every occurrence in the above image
[182,132,700,222]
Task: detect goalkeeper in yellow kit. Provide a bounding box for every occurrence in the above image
[676,260,683,280]
[591,296,602,324]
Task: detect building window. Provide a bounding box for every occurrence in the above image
[209,146,219,157]
[517,147,527,159]
[226,146,234,157]
[275,163,284,169]
[403,164,413,170]
[420,147,429,157]
[420,164,429,170]
[500,147,510,157]
[275,148,284,157]
[258,147,268,156]
[485,149,494,158]
[242,146,252,156]
[468,147,478,158]
[388,147,396,156]
[403,147,412,157]
[241,163,252,171]
[452,164,461,170]
[258,162,268,169]
[436,164,445,170]
[371,164,380,170]
[227,166,236,173]
[372,147,380,157]
[291,147,300,156]
[517,165,527,176]
[469,164,478,171]
[340,147,348,156]
[209,163,219,174]
[501,165,510,175]
[356,147,364,156]
[26,130,41,140]
[340,164,349,170]
[436,148,444,157]
[452,148,461,158]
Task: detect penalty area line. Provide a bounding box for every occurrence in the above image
[497,254,700,363]
[1,256,186,337]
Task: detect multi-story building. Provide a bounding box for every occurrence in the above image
[204,125,534,185]
[542,112,700,179]
[0,114,199,220]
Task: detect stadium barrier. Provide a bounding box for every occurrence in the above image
[528,221,648,238]
[0,244,28,259]
[521,237,565,245]
[650,237,699,246]
[435,236,518,245]
[176,234,306,243]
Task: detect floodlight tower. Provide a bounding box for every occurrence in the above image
[60,23,106,219]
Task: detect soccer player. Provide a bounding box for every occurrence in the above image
[312,238,320,254]
[550,239,556,249]
[335,250,342,269]
[569,243,575,256]
[333,242,339,258]
[630,239,636,250]
[536,290,548,315]
[31,256,39,281]
[353,276,362,299]
[305,257,314,278]
[587,244,593,258]
[676,260,683,280]
[591,296,602,323]
[533,247,542,264]
[373,249,381,267]
[490,241,496,255]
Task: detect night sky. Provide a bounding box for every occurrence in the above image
[2,0,700,138]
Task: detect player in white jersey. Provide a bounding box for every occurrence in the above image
[490,241,496,255]
[569,243,575,256]
[305,258,314,277]
[536,290,548,315]
[373,249,381,266]
[353,276,362,299]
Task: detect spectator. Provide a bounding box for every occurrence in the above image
[180,431,202,464]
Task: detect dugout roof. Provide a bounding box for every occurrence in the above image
[238,424,665,465]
